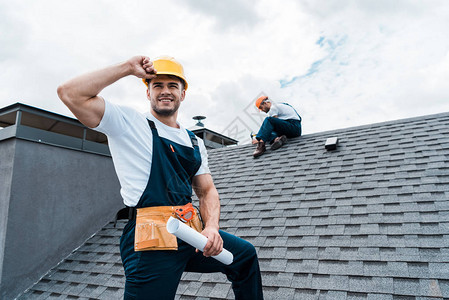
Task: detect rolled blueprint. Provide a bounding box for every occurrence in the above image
[166,217,234,265]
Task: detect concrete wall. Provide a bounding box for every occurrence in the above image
[0,139,16,293]
[0,139,122,300]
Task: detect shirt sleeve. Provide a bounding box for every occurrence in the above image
[268,103,279,117]
[93,99,134,137]
[195,137,210,176]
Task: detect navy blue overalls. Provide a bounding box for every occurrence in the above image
[120,120,264,300]
[256,102,302,143]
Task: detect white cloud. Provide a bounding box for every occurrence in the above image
[1,0,449,144]
[178,0,260,31]
[275,0,449,134]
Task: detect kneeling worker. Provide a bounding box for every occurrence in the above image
[58,55,263,299]
[253,96,302,158]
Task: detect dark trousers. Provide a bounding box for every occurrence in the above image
[256,117,301,143]
[122,229,263,300]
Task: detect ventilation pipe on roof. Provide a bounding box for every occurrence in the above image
[193,116,206,127]
[325,137,338,151]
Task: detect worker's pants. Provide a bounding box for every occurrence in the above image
[121,228,263,300]
[256,117,301,143]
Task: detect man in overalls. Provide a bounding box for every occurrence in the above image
[58,55,263,299]
[252,96,302,158]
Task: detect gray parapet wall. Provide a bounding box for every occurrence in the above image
[0,103,122,300]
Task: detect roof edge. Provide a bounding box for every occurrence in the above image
[208,110,449,153]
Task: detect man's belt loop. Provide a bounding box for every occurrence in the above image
[128,207,137,220]
[114,206,137,227]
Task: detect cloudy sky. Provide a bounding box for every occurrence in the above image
[1,0,448,144]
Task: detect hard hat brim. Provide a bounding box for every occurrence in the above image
[142,74,188,90]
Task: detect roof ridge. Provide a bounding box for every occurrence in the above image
[209,110,449,153]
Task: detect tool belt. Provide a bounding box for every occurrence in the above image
[116,204,203,251]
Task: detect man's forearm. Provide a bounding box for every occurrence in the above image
[57,56,156,128]
[192,171,223,256]
[57,61,133,128]
[193,174,221,230]
[199,189,220,230]
[58,61,132,106]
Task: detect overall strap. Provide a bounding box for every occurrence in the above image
[282,102,302,122]
[147,119,157,130]
[147,120,198,148]
[187,130,199,148]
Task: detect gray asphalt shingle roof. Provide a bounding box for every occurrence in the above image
[18,111,449,299]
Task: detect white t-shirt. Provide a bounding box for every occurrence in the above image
[268,102,301,121]
[94,100,210,207]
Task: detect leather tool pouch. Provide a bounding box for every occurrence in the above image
[134,205,203,251]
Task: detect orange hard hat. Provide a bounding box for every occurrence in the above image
[255,96,268,109]
[142,56,188,90]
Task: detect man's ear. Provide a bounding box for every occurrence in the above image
[180,89,186,102]
[146,88,151,99]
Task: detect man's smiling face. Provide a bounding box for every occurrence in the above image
[147,74,185,117]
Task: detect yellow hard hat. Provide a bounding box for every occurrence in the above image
[142,56,188,90]
[255,96,268,109]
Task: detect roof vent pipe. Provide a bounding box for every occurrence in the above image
[193,116,206,127]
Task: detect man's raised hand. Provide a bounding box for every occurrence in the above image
[128,56,157,80]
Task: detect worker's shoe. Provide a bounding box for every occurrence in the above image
[253,140,266,158]
[271,135,287,150]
